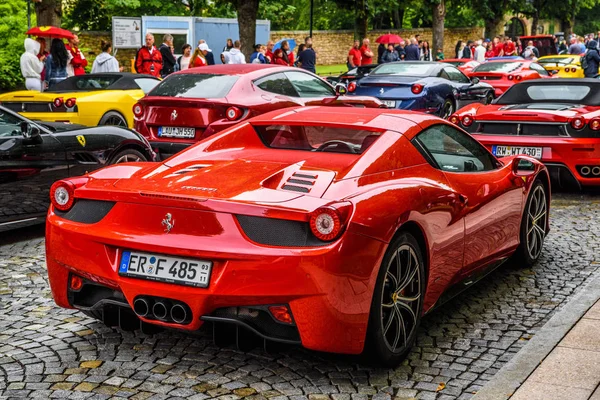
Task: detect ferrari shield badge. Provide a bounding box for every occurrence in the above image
[76,135,86,147]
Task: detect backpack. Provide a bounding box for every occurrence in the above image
[581,53,589,70]
[523,48,533,59]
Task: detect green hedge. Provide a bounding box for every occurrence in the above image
[0,0,30,91]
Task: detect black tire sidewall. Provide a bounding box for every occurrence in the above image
[441,98,454,118]
[110,149,147,164]
[99,111,127,127]
[516,179,546,266]
[365,231,426,366]
[486,92,494,104]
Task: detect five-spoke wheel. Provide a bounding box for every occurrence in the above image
[515,179,548,266]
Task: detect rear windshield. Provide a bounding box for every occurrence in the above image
[254,125,380,154]
[372,63,437,76]
[148,74,239,98]
[539,57,575,65]
[526,85,591,101]
[473,62,522,73]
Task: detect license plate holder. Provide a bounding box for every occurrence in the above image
[118,250,212,288]
[492,145,542,159]
[158,126,196,138]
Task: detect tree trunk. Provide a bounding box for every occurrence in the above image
[432,0,445,56]
[393,7,402,29]
[531,12,539,36]
[355,0,368,40]
[236,0,259,61]
[485,17,504,38]
[35,0,61,27]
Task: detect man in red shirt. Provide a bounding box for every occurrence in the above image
[347,39,362,70]
[360,38,374,65]
[493,36,504,57]
[66,34,88,76]
[503,36,516,56]
[265,40,275,63]
[135,33,162,77]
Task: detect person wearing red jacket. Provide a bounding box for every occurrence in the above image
[135,33,162,77]
[272,49,288,65]
[66,34,88,76]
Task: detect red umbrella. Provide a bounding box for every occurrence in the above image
[375,34,403,44]
[26,26,74,40]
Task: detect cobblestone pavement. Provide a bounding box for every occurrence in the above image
[1,193,599,400]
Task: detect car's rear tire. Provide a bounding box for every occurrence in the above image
[110,148,147,164]
[485,91,495,105]
[440,98,454,119]
[99,111,128,127]
[364,231,425,366]
[513,179,548,267]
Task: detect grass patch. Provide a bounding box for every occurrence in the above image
[316,64,347,76]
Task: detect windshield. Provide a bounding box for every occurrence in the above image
[539,57,575,65]
[473,62,523,73]
[254,125,381,154]
[526,85,591,101]
[372,63,437,76]
[149,74,239,98]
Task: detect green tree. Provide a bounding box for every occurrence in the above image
[0,0,31,90]
[35,0,61,27]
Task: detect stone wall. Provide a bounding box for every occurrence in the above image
[271,27,485,65]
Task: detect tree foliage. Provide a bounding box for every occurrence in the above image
[0,0,31,90]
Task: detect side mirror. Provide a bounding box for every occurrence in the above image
[335,83,348,96]
[470,77,480,85]
[512,156,536,176]
[20,121,40,140]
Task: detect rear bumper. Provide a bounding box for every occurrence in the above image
[45,205,387,354]
[18,112,85,125]
[474,134,600,186]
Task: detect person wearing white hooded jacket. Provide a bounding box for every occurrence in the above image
[91,40,120,73]
[20,38,45,91]
[228,40,246,64]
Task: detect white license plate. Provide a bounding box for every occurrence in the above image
[158,126,195,138]
[381,100,396,108]
[118,250,212,288]
[492,145,542,159]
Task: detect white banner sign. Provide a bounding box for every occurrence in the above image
[112,17,142,49]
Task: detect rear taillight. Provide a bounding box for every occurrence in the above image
[590,118,600,131]
[309,202,352,242]
[449,114,460,125]
[461,114,474,127]
[570,116,585,130]
[226,106,243,121]
[65,98,76,108]
[515,75,522,81]
[50,177,88,212]
[133,103,144,118]
[348,81,357,93]
[411,84,424,94]
[564,67,571,73]
[53,97,64,108]
[268,305,293,324]
[507,75,514,80]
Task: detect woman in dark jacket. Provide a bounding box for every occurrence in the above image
[44,38,69,89]
[584,40,600,77]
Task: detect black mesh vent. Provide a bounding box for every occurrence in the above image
[55,199,115,224]
[293,173,317,179]
[236,215,329,247]
[211,306,301,342]
[281,184,310,193]
[287,178,314,185]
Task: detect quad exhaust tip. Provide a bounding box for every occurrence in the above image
[152,301,169,320]
[133,297,151,317]
[133,296,191,325]
[170,304,188,324]
[581,166,591,176]
[592,166,600,176]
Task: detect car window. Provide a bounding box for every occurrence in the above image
[372,63,438,76]
[284,71,335,97]
[473,62,522,73]
[254,73,298,97]
[530,63,549,76]
[413,124,498,172]
[443,67,470,83]
[0,110,24,137]
[135,78,160,94]
[149,74,239,98]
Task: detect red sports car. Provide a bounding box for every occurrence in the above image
[469,60,554,96]
[46,106,550,365]
[134,64,379,160]
[441,58,481,75]
[450,79,600,188]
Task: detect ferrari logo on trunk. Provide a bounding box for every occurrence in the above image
[379,88,384,94]
[171,110,178,121]
[76,135,86,147]
[161,213,175,233]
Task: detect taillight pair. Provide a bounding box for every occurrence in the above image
[132,104,243,122]
[309,202,352,241]
[507,75,522,81]
[53,97,76,108]
[49,178,88,212]
[449,114,473,127]
[571,117,600,131]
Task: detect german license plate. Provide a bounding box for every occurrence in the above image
[118,250,212,288]
[158,126,195,138]
[381,100,396,108]
[492,145,542,159]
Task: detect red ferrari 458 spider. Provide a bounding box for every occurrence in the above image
[46,106,550,365]
[450,79,600,189]
[469,60,554,97]
[133,64,378,160]
[441,59,481,76]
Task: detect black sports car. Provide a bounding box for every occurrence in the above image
[326,64,378,86]
[0,106,155,231]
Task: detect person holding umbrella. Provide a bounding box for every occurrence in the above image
[44,38,70,89]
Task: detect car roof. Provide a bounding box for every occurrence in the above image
[496,78,600,105]
[249,106,439,133]
[46,72,157,93]
[172,64,298,79]
[539,54,580,59]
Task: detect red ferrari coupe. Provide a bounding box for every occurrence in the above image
[469,60,554,96]
[134,64,378,160]
[450,79,600,188]
[442,58,481,76]
[46,106,550,365]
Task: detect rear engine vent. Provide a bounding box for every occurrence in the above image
[281,172,316,193]
[236,215,330,247]
[55,200,115,224]
[173,164,209,175]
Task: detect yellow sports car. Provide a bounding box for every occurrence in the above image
[0,73,160,128]
[537,55,584,78]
